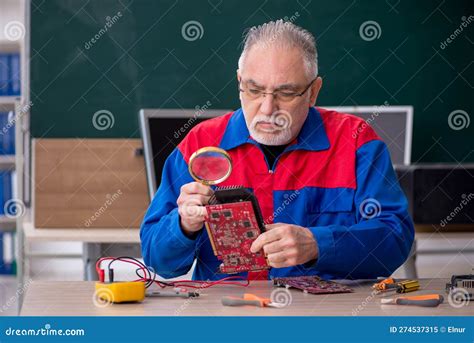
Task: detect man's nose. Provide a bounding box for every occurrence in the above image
[259,93,278,116]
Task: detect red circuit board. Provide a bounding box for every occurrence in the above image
[205,201,269,274]
[273,276,353,294]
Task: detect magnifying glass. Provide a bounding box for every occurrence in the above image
[188,147,233,185]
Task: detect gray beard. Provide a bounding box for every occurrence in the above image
[248,125,293,145]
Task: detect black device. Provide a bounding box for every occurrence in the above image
[208,186,266,232]
[446,273,474,301]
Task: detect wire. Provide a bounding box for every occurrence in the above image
[167,276,250,289]
[95,256,250,289]
[96,256,152,286]
[108,256,151,286]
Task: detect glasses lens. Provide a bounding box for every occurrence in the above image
[275,92,297,102]
[243,87,261,100]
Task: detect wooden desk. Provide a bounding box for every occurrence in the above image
[20,279,471,316]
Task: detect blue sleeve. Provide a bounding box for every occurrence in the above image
[308,140,414,279]
[140,148,201,279]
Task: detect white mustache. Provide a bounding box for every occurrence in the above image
[251,115,287,129]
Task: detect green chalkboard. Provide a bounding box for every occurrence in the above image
[30,0,473,162]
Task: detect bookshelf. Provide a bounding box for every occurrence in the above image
[0,0,26,280]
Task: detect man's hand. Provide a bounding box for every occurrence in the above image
[250,223,318,268]
[177,182,213,237]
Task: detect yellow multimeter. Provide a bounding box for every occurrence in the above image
[94,281,146,303]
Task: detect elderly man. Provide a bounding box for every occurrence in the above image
[140,20,414,281]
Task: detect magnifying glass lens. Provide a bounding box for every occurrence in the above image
[188,147,232,185]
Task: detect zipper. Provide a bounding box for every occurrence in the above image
[272,145,298,172]
[271,154,284,173]
[253,144,273,173]
[269,152,288,174]
[253,143,290,174]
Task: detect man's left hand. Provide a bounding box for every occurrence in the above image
[250,223,318,268]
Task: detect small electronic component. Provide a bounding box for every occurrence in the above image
[205,186,269,274]
[272,276,353,294]
[147,289,200,298]
[446,273,473,301]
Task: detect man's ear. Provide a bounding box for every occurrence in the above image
[237,70,243,102]
[309,76,323,106]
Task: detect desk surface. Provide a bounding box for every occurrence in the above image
[21,279,471,316]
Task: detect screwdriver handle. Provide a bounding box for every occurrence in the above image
[382,294,444,307]
[221,296,263,307]
[396,298,442,307]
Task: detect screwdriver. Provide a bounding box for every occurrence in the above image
[147,289,199,298]
[375,279,420,294]
[381,294,444,307]
[394,280,420,293]
[221,293,286,308]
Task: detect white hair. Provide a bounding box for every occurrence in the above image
[238,20,318,78]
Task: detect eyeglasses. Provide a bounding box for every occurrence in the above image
[239,77,317,103]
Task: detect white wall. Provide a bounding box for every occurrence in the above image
[0,0,25,48]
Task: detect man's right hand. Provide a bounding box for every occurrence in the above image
[177,182,213,237]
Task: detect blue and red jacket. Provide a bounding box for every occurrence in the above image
[140,107,414,280]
